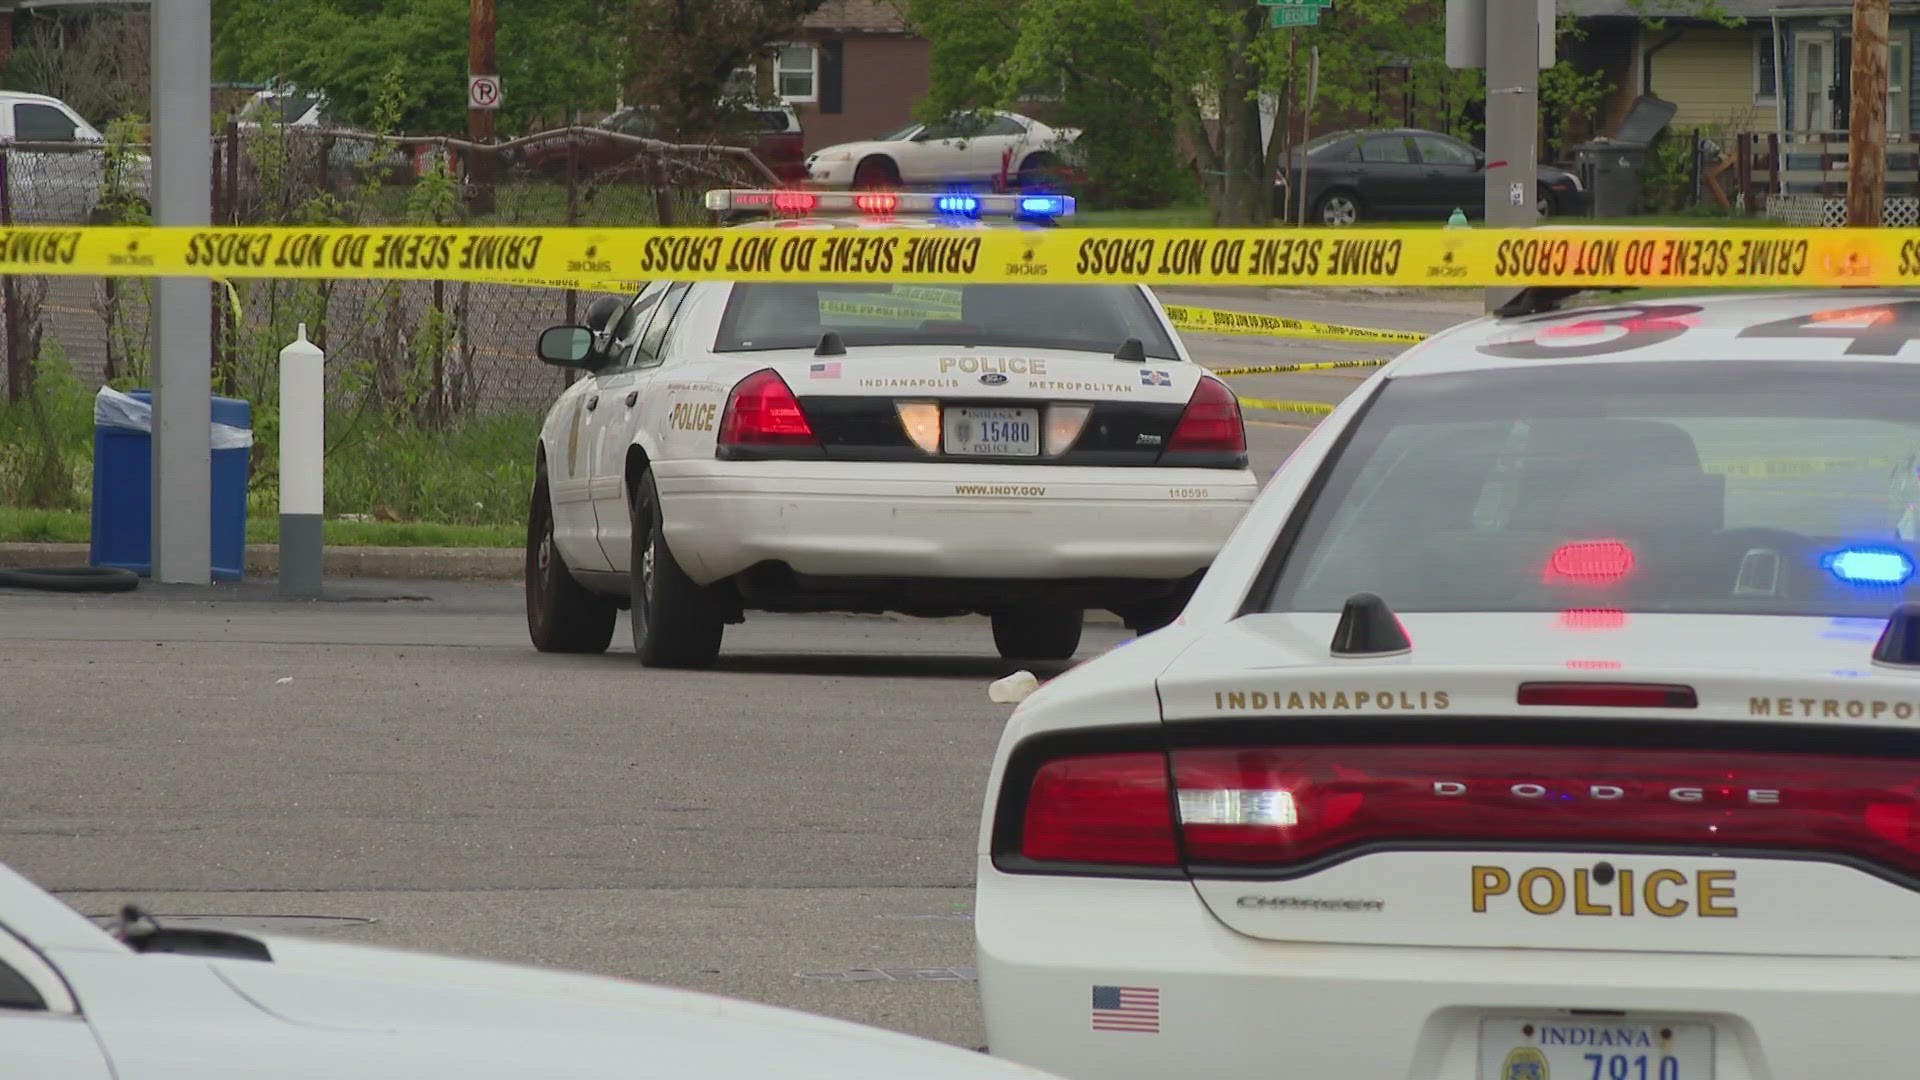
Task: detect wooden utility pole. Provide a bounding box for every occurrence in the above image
[1847,0,1890,226]
[468,0,497,212]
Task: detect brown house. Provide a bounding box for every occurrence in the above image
[775,0,930,153]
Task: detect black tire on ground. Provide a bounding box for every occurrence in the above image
[1016,152,1056,189]
[1536,183,1556,219]
[991,608,1084,661]
[628,470,726,669]
[1313,188,1363,226]
[524,469,617,654]
[852,156,899,189]
[0,566,139,593]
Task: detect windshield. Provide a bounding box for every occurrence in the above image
[875,122,922,141]
[714,282,1181,359]
[1261,361,1920,618]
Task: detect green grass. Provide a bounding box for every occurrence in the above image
[0,508,521,548]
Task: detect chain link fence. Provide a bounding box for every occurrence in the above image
[2,125,776,419]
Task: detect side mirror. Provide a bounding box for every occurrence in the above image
[537,325,599,369]
[584,296,621,334]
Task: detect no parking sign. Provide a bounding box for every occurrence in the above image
[468,74,501,111]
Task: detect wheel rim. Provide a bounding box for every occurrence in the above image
[1536,195,1551,217]
[1323,196,1357,225]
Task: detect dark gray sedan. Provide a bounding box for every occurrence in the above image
[1274,127,1588,224]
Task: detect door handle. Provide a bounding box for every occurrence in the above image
[586,394,599,411]
[625,391,638,408]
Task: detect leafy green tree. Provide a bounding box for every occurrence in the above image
[621,0,827,139]
[213,0,628,133]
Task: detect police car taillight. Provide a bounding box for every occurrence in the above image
[1166,744,1920,878]
[1165,376,1246,454]
[1017,750,1179,868]
[718,369,817,448]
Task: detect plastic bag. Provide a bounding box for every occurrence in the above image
[93,386,253,450]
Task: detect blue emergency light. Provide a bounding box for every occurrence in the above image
[1824,547,1915,587]
[936,195,981,216]
[1019,195,1069,217]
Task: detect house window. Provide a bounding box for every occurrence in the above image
[1890,32,1910,133]
[776,44,817,103]
[1755,30,1779,104]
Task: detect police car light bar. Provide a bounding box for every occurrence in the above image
[704,189,1075,219]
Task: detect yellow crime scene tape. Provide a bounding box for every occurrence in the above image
[1160,304,1425,344]
[4,224,1911,289]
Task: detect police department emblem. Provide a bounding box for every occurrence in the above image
[1501,1046,1549,1080]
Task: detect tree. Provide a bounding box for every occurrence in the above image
[621,0,828,140]
[213,0,629,133]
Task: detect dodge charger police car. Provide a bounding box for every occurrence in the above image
[973,287,1920,1079]
[525,190,1259,668]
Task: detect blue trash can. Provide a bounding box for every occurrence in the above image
[90,388,252,581]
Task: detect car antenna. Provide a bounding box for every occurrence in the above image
[1113,338,1145,363]
[815,331,846,357]
[1873,602,1920,667]
[1330,592,1412,658]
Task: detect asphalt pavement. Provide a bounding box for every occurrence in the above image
[0,287,1490,1055]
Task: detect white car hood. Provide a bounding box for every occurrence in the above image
[193,933,1056,1078]
[1154,610,1920,724]
[810,139,905,160]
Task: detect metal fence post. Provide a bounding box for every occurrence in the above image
[651,152,675,227]
[1,148,20,404]
[565,120,579,325]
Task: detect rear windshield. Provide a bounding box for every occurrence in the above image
[1261,361,1920,618]
[713,283,1181,359]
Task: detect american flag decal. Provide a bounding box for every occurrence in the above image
[810,361,841,379]
[1090,985,1160,1033]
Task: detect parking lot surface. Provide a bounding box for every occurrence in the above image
[0,290,1467,1052]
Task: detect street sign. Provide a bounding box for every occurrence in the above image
[1271,5,1321,26]
[468,74,501,111]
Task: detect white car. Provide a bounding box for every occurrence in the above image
[804,112,1080,190]
[0,857,1063,1078]
[525,189,1258,668]
[0,90,150,224]
[974,286,1920,1079]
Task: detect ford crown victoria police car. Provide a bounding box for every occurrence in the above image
[0,858,1062,1079]
[974,288,1920,1079]
[525,191,1258,668]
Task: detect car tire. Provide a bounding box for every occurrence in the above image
[852,156,899,189]
[991,608,1084,661]
[628,470,726,669]
[1016,152,1056,189]
[525,468,617,654]
[1313,188,1363,226]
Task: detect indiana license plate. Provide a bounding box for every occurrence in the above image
[1479,1019,1713,1080]
[945,407,1039,457]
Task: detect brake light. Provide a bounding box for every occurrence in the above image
[1020,751,1178,867]
[1544,540,1635,586]
[717,369,816,447]
[772,191,817,213]
[1517,682,1697,708]
[1165,376,1245,453]
[1169,744,1920,876]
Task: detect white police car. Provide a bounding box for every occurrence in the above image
[525,190,1258,668]
[974,287,1920,1079]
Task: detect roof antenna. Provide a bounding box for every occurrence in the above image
[815,331,846,357]
[1873,602,1920,667]
[1330,592,1412,658]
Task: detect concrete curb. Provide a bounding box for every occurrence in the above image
[0,543,521,581]
[0,542,1129,625]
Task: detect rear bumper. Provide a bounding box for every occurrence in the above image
[649,459,1258,586]
[976,868,1920,1080]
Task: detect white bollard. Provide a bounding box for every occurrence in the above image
[279,323,325,598]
